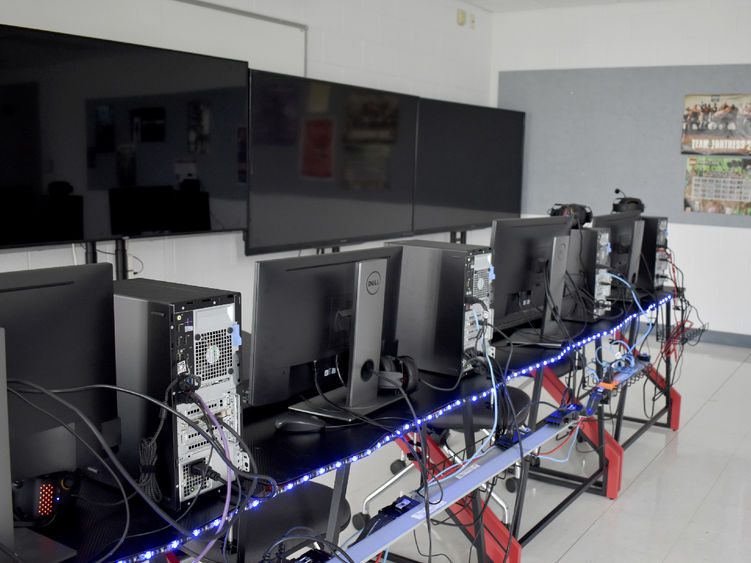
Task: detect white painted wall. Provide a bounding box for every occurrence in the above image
[0,0,494,329]
[490,0,750,335]
[260,0,494,104]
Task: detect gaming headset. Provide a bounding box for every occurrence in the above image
[378,355,419,393]
[548,203,593,226]
[612,189,645,213]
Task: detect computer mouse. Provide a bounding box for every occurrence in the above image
[274,411,327,433]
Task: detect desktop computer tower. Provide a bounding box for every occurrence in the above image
[387,241,494,377]
[113,279,247,510]
[638,217,669,293]
[562,227,612,321]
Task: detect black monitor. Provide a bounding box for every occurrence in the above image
[413,98,524,233]
[0,23,249,249]
[0,264,119,481]
[248,246,404,420]
[591,210,644,297]
[246,70,416,254]
[491,216,573,342]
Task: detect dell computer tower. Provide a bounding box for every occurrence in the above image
[563,227,612,321]
[114,279,247,510]
[638,216,669,294]
[388,241,494,377]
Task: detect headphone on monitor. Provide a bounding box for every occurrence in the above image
[548,203,593,226]
[612,189,645,213]
[378,355,419,393]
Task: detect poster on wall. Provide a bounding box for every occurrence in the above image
[684,156,751,215]
[682,94,751,155]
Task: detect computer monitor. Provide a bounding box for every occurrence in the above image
[491,216,573,343]
[248,247,404,420]
[591,210,645,298]
[0,264,119,481]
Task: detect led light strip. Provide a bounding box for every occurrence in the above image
[121,296,670,562]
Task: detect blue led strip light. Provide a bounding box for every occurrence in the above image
[123,296,670,563]
[280,296,672,491]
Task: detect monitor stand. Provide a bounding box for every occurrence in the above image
[290,259,403,422]
[507,235,572,349]
[0,329,77,562]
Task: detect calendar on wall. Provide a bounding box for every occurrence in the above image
[684,156,751,215]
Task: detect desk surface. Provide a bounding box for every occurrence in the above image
[32,294,669,562]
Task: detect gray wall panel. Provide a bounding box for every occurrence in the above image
[499,65,751,225]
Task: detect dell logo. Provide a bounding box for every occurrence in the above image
[366,271,381,295]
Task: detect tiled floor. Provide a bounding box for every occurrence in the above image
[332,338,751,562]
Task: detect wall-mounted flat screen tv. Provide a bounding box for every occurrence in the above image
[245,70,416,254]
[0,24,249,249]
[413,98,524,233]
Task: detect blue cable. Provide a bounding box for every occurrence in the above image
[601,271,653,356]
[341,529,360,548]
[534,419,581,464]
[429,310,499,483]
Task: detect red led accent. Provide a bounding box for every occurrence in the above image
[37,483,55,517]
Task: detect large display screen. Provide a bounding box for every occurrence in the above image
[246,70,416,254]
[0,24,249,248]
[414,98,524,233]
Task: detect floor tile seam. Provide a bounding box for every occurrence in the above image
[543,343,748,562]
[617,357,742,492]
[658,449,737,562]
[554,348,741,562]
[656,347,751,560]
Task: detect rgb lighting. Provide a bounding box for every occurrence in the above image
[124,296,671,563]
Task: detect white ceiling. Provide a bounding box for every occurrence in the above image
[463,0,681,13]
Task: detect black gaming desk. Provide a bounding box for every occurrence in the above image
[24,294,675,562]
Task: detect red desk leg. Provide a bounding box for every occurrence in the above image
[541,367,623,499]
[396,434,522,563]
[645,364,681,431]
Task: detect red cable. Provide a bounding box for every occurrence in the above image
[538,420,580,456]
[375,552,384,563]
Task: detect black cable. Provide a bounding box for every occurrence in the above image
[393,384,435,562]
[219,473,244,563]
[310,364,435,504]
[411,530,453,563]
[9,380,194,536]
[185,394,259,502]
[114,449,215,544]
[7,388,130,563]
[137,381,178,503]
[429,476,498,529]
[85,245,145,276]
[486,337,523,563]
[419,369,473,392]
[261,534,355,563]
[307,359,443,563]
[72,488,137,507]
[14,381,278,494]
